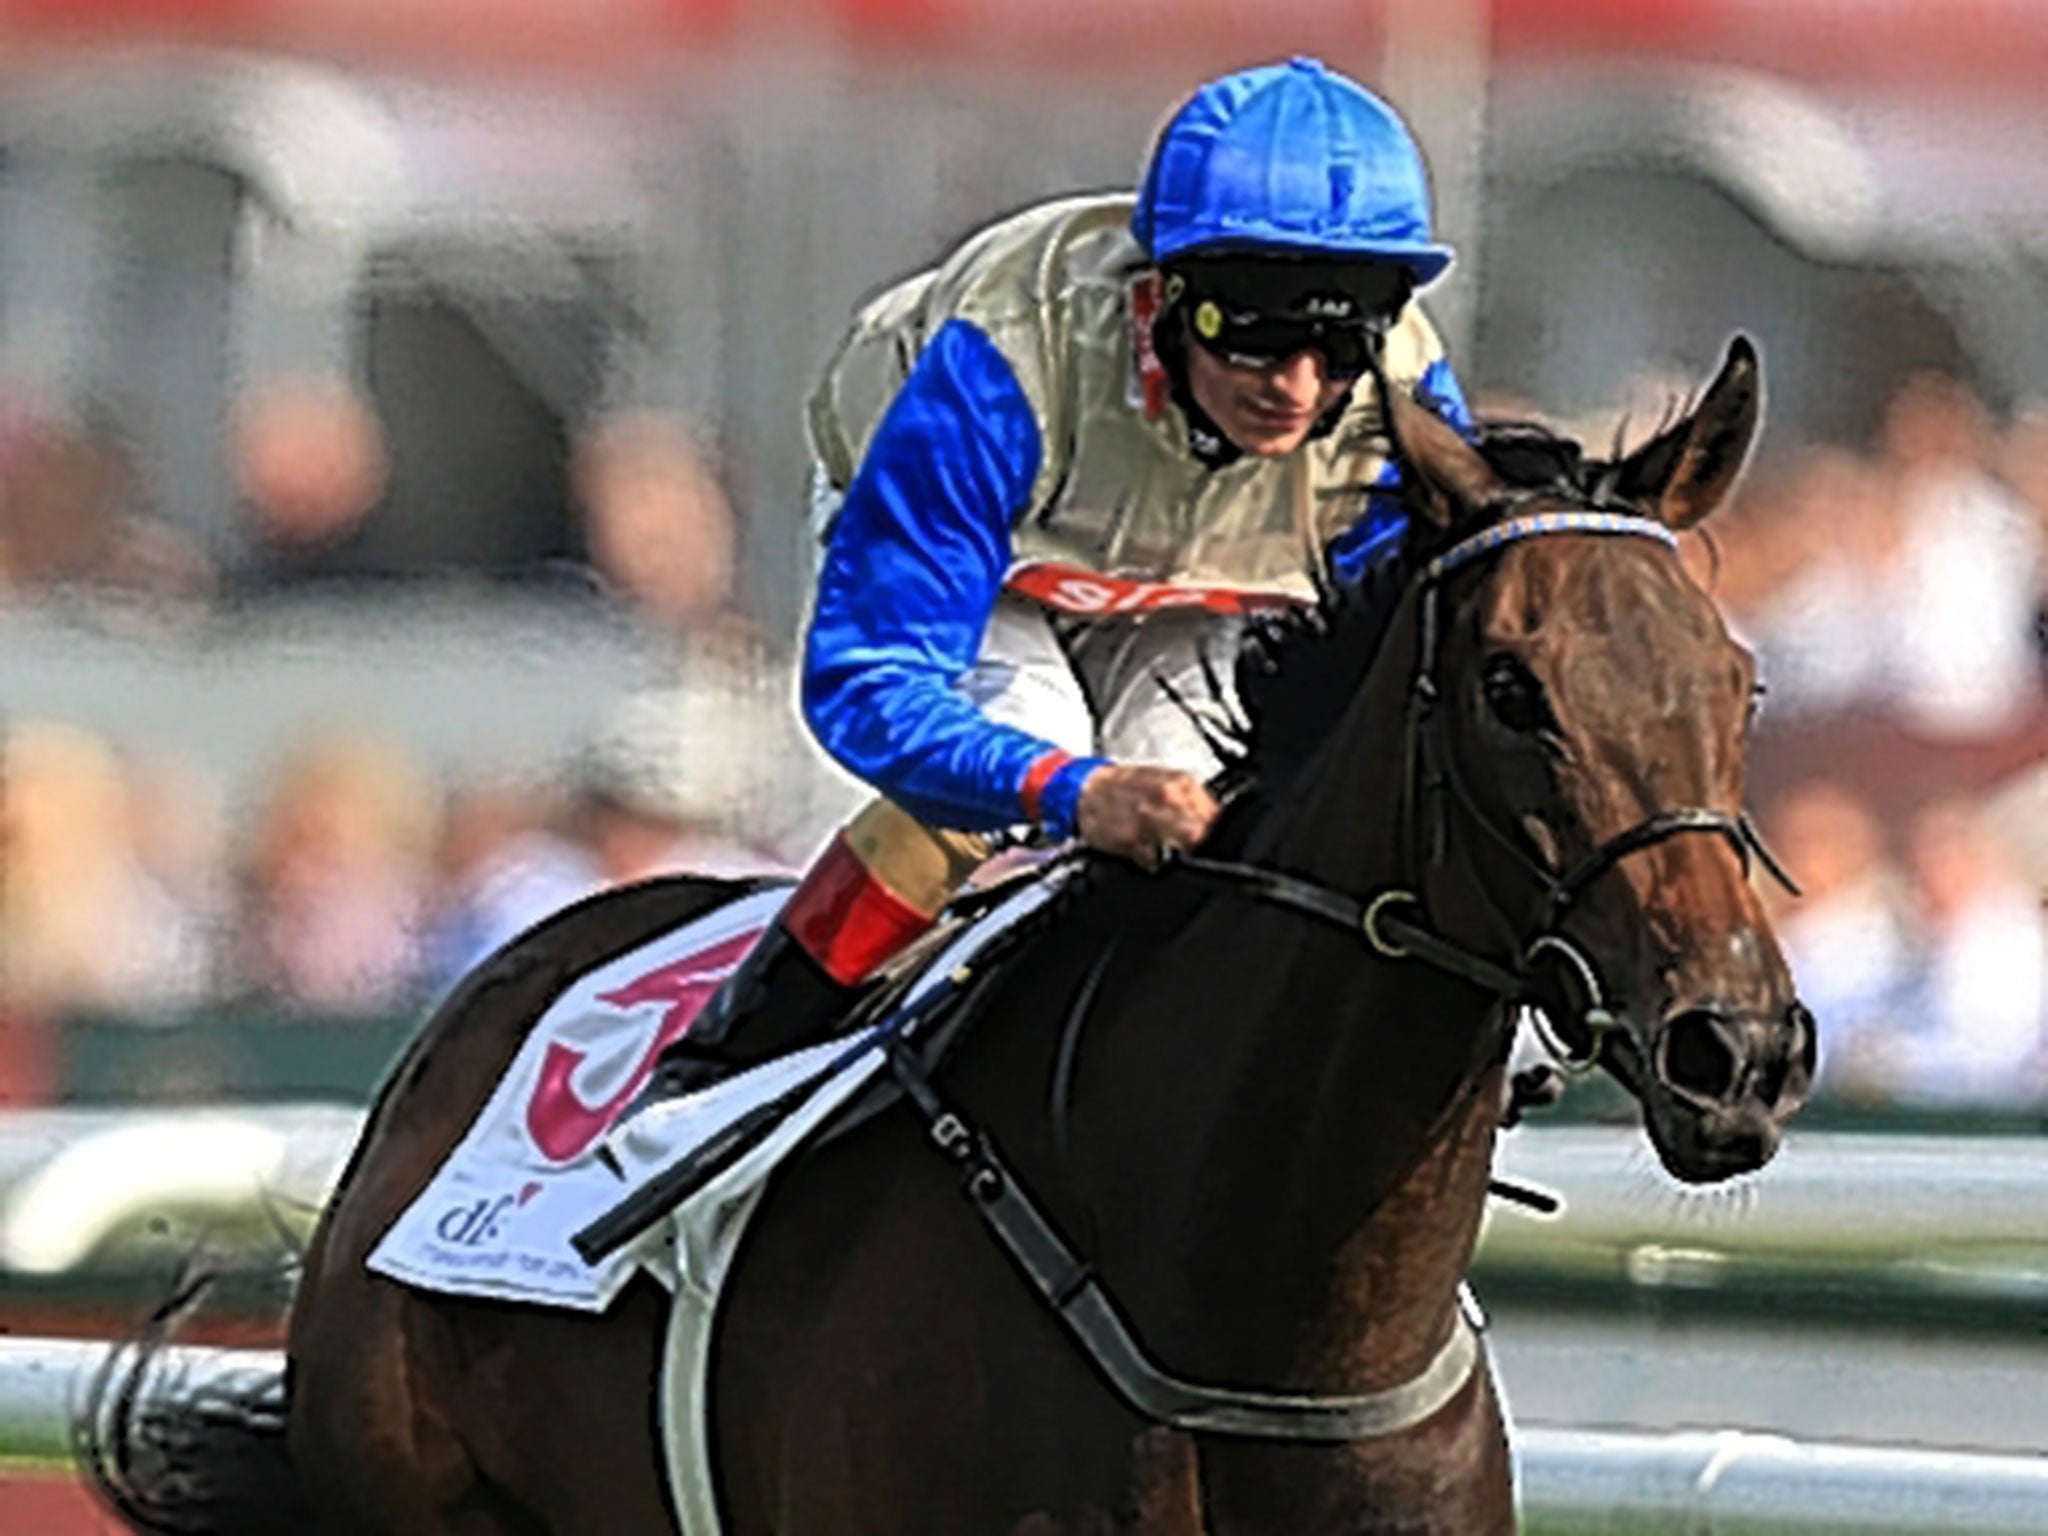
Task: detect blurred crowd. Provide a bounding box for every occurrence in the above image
[0,365,807,1100]
[0,684,804,1025]
[1694,371,2048,1110]
[0,381,740,635]
[2,366,2046,1116]
[0,401,213,626]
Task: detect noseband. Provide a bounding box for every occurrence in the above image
[1178,501,1798,1068]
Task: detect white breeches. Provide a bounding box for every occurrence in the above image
[962,595,1244,780]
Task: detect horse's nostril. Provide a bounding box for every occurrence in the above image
[1758,1000,1818,1110]
[1660,1009,1740,1104]
[1790,1001,1818,1080]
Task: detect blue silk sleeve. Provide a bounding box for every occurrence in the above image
[801,319,1106,835]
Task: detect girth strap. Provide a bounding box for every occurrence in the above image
[889,1039,1481,1443]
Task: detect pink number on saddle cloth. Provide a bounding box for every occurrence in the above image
[523,927,763,1163]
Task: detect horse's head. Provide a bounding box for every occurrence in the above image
[1386,339,1814,1182]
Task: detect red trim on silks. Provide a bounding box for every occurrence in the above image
[783,834,935,987]
[1130,271,1172,421]
[1007,561,1308,619]
[1019,748,1074,823]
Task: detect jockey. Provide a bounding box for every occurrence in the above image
[641,56,1474,1103]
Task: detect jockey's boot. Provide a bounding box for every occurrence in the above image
[635,800,990,1104]
[634,921,848,1102]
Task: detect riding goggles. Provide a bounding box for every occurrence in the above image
[1185,301,1380,380]
[1166,254,1406,382]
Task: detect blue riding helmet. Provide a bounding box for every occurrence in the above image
[1133,56,1454,284]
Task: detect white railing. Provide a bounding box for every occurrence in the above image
[0,1337,280,1464]
[1515,1426,2048,1535]
[6,1339,2046,1534]
[2,1112,2045,1275]
[1486,1125,2048,1262]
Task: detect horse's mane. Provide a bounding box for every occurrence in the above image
[1216,419,1607,797]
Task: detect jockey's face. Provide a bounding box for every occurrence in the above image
[1184,335,1353,457]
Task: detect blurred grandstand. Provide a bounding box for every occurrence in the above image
[0,0,2041,1108]
[0,11,2042,1530]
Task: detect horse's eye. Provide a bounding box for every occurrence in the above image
[1483,654,1555,735]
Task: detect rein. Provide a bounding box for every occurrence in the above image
[908,506,1794,1447]
[891,509,1762,1447]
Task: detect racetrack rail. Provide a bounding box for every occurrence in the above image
[6,1339,2048,1534]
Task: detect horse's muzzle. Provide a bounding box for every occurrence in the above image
[1642,997,1816,1181]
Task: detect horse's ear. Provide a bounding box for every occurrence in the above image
[1612,335,1763,531]
[1382,379,1501,530]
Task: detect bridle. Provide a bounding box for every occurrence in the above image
[1175,498,1799,1068]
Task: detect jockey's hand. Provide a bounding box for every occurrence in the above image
[1075,765,1219,871]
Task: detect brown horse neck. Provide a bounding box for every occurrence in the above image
[1066,586,1507,1400]
[1132,925,1505,1401]
[1251,580,1424,890]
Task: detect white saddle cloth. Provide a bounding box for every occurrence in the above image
[365,870,1072,1536]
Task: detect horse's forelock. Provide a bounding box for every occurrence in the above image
[1471,421,1588,498]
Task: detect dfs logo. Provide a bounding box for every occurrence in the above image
[435,1182,543,1246]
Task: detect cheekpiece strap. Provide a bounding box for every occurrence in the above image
[1423,511,1678,584]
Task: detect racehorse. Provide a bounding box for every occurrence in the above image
[87,336,1813,1536]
